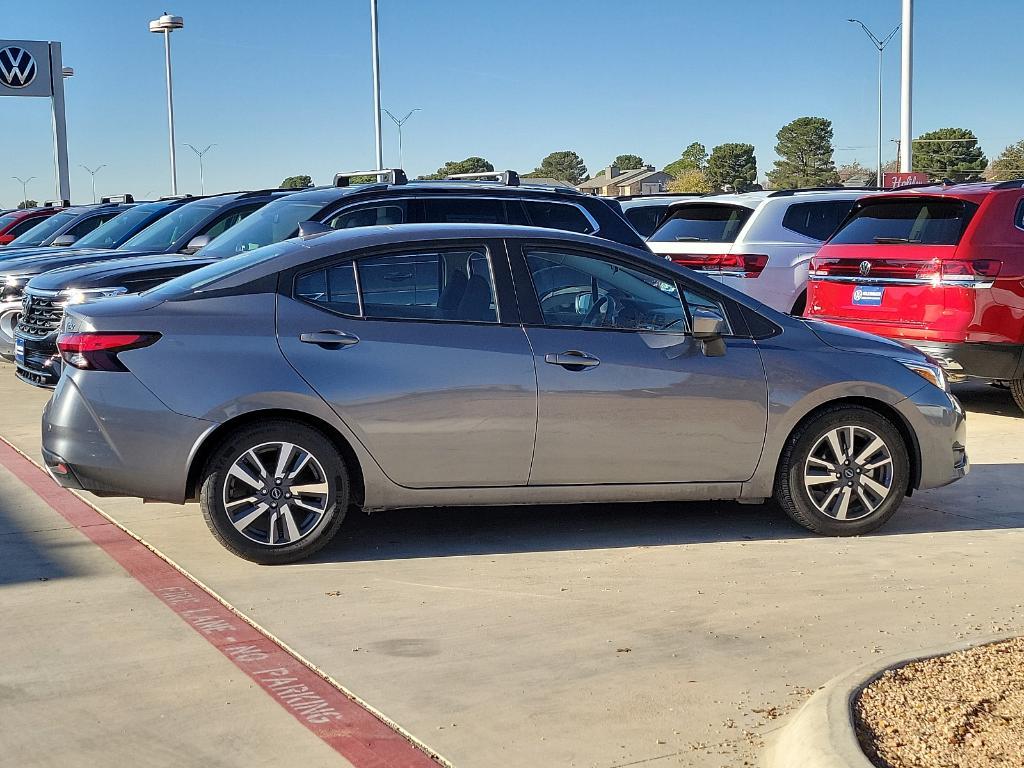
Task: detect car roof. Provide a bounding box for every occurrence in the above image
[857,180,1022,204]
[664,188,870,212]
[616,195,703,210]
[277,180,592,206]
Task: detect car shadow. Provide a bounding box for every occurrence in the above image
[954,381,1022,418]
[0,495,77,586]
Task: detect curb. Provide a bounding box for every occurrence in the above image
[764,632,1017,768]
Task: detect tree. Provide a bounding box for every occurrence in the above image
[911,128,987,182]
[613,154,644,171]
[707,143,758,192]
[664,142,708,177]
[767,116,840,189]
[418,156,494,180]
[16,199,39,209]
[987,140,1024,181]
[525,150,589,185]
[836,160,875,185]
[280,175,313,189]
[668,169,712,194]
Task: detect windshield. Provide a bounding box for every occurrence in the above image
[829,199,979,246]
[0,213,22,230]
[648,204,753,243]
[200,201,324,258]
[75,204,168,249]
[148,239,300,299]
[122,202,218,250]
[8,211,76,246]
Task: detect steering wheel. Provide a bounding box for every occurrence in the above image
[583,293,616,327]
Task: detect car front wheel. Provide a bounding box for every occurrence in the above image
[199,421,349,564]
[1011,378,1024,414]
[775,406,909,536]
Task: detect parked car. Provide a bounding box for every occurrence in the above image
[805,180,1024,412]
[43,223,967,563]
[616,194,703,238]
[13,189,291,386]
[1,197,134,251]
[12,169,644,387]
[647,188,869,313]
[0,195,203,361]
[0,204,65,245]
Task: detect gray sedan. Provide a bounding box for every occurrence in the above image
[42,224,968,563]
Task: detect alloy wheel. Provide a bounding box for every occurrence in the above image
[802,425,894,521]
[222,441,330,546]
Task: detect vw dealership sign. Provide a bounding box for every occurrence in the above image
[1,39,70,201]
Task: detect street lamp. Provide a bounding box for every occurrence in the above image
[11,176,36,209]
[382,108,421,169]
[79,164,107,203]
[370,0,383,169]
[149,12,185,196]
[184,143,216,194]
[848,18,900,187]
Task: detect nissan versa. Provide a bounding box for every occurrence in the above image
[42,224,968,563]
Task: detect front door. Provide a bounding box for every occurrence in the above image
[515,244,769,485]
[277,240,537,488]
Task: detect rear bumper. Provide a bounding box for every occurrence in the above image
[42,370,215,503]
[905,341,1024,383]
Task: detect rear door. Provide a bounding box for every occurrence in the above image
[511,240,769,485]
[276,238,538,488]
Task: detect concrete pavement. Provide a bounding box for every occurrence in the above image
[1,366,1022,767]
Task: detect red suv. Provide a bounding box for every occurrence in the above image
[0,206,63,245]
[805,181,1024,412]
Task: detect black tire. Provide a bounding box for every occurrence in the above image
[1011,379,1024,415]
[790,291,807,316]
[775,406,909,536]
[199,420,349,564]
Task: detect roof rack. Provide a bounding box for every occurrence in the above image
[445,170,520,186]
[157,193,195,201]
[993,179,1024,190]
[42,199,70,207]
[238,188,294,199]
[100,194,135,204]
[334,169,407,187]
[767,186,880,197]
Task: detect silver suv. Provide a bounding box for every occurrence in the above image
[43,224,967,563]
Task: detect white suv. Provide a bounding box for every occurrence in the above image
[647,189,869,314]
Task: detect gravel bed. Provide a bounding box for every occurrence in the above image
[855,636,1024,768]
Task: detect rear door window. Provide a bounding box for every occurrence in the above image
[326,202,406,229]
[420,197,508,224]
[623,204,668,238]
[649,205,752,243]
[66,211,120,239]
[830,199,978,245]
[522,201,595,234]
[781,200,856,241]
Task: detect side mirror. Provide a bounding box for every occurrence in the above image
[691,307,727,357]
[298,220,331,238]
[51,234,77,247]
[183,234,211,254]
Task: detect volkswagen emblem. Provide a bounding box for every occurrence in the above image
[0,46,37,89]
[859,260,872,277]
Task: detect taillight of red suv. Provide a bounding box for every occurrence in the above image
[667,253,769,278]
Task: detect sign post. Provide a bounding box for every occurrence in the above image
[0,39,71,203]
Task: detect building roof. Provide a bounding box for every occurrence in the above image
[578,166,666,190]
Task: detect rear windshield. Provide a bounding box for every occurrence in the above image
[623,204,669,238]
[649,204,752,243]
[829,199,978,246]
[8,210,76,246]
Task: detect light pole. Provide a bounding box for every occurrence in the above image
[149,12,185,195]
[79,164,107,203]
[184,143,216,194]
[848,19,900,187]
[900,0,914,172]
[12,176,36,209]
[370,0,383,169]
[382,108,420,169]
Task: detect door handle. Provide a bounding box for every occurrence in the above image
[299,330,360,349]
[544,351,600,370]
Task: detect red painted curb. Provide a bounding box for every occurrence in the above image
[0,438,441,768]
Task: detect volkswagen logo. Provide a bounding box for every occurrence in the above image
[859,260,872,277]
[0,46,37,89]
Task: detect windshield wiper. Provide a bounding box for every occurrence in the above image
[872,236,918,244]
[673,236,707,242]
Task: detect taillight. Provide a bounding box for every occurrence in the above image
[57,332,160,371]
[914,258,1002,283]
[810,256,1002,284]
[668,253,768,278]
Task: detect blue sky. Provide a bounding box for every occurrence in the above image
[2,0,1022,206]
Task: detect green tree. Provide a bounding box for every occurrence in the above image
[525,150,589,185]
[767,116,840,189]
[664,142,708,177]
[668,169,712,194]
[418,156,494,180]
[911,128,987,182]
[987,140,1024,181]
[16,199,39,209]
[280,175,313,189]
[707,143,758,192]
[613,154,644,171]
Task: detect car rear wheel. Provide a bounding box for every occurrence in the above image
[1011,379,1024,414]
[775,406,909,536]
[199,421,348,564]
